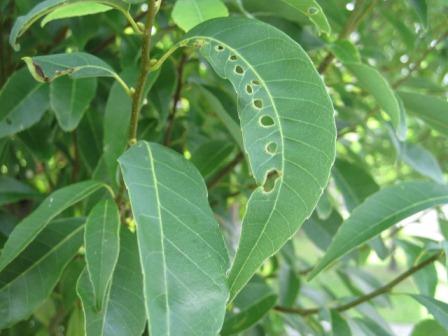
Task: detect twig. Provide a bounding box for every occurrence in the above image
[274,252,441,316]
[318,0,377,74]
[207,152,244,190]
[392,30,448,88]
[128,0,158,145]
[163,53,188,146]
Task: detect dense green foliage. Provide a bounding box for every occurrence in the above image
[0,0,447,335]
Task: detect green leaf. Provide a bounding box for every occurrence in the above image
[221,277,277,335]
[0,180,105,273]
[0,68,49,139]
[278,264,300,307]
[0,176,39,206]
[41,2,112,27]
[408,0,428,27]
[309,181,448,279]
[411,319,446,336]
[171,0,229,32]
[331,310,351,336]
[23,52,129,94]
[279,0,331,35]
[50,77,97,132]
[344,62,406,140]
[410,295,448,330]
[191,140,235,180]
[173,17,335,300]
[398,91,448,137]
[302,211,342,251]
[84,199,120,310]
[9,0,132,51]
[78,228,146,336]
[0,218,84,329]
[329,39,361,63]
[333,158,379,211]
[119,141,229,336]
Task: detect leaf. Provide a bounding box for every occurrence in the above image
[221,277,277,335]
[23,53,127,92]
[331,310,351,336]
[9,0,131,51]
[408,0,428,27]
[279,0,331,35]
[309,181,448,279]
[171,0,229,32]
[191,140,235,180]
[84,199,120,310]
[278,263,300,307]
[174,17,335,300]
[119,141,229,336]
[329,39,361,63]
[50,77,97,132]
[344,62,406,140]
[0,176,39,206]
[398,91,448,137]
[332,159,379,211]
[410,295,448,330]
[41,2,112,27]
[0,180,105,273]
[0,68,49,139]
[78,228,146,336]
[0,218,84,329]
[411,319,446,336]
[303,210,342,251]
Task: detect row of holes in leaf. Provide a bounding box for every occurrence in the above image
[215,43,280,192]
[215,45,278,156]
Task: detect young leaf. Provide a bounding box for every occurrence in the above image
[0,218,84,329]
[221,277,277,335]
[309,181,448,279]
[398,91,448,137]
[9,0,133,51]
[410,295,448,330]
[279,0,331,35]
[84,199,120,310]
[172,17,335,300]
[119,141,229,336]
[23,53,129,94]
[78,228,146,336]
[0,180,105,273]
[50,77,97,132]
[0,68,49,139]
[171,0,229,32]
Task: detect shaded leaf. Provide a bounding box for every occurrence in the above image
[191,140,235,180]
[119,141,229,336]
[0,180,105,272]
[309,181,448,279]
[410,295,448,330]
[50,77,97,131]
[0,218,84,329]
[331,310,351,336]
[411,319,446,336]
[84,199,120,310]
[0,176,39,206]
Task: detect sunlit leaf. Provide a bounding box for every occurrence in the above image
[172,0,228,32]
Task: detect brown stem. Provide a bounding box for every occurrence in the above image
[128,0,158,145]
[163,53,188,146]
[274,252,441,316]
[207,152,244,190]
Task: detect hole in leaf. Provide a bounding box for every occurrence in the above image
[252,79,261,86]
[235,65,244,75]
[246,84,253,94]
[266,142,277,154]
[229,55,238,61]
[260,115,274,127]
[253,99,263,109]
[307,6,318,15]
[215,45,224,52]
[263,169,280,193]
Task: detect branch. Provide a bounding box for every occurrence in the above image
[318,0,377,74]
[274,252,441,316]
[207,152,244,190]
[163,53,188,146]
[128,0,158,145]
